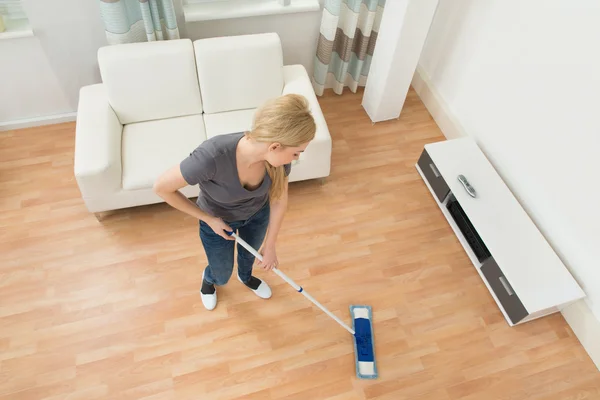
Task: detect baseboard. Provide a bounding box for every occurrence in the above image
[561,300,600,370]
[0,112,77,131]
[411,65,467,140]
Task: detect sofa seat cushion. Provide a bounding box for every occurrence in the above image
[203,109,256,139]
[122,114,206,190]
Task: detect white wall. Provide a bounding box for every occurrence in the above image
[416,0,600,322]
[0,0,107,124]
[0,0,321,125]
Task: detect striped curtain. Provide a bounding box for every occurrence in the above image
[313,0,386,96]
[99,0,179,45]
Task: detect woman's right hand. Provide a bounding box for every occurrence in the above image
[205,217,235,240]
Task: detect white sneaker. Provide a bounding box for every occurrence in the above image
[200,270,217,311]
[238,274,272,299]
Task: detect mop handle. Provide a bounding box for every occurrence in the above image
[230,232,355,336]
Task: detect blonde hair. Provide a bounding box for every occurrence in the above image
[247,94,316,200]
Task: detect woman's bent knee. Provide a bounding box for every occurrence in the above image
[212,274,232,286]
[208,262,234,286]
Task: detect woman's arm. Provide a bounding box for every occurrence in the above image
[153,165,234,240]
[259,178,289,270]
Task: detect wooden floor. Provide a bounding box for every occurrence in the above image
[1,89,599,400]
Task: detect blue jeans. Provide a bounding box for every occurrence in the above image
[200,201,270,286]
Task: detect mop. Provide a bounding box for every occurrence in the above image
[230,232,378,380]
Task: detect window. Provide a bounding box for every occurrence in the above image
[186,0,231,3]
[0,0,33,39]
[184,0,291,6]
[183,0,319,22]
[185,0,270,4]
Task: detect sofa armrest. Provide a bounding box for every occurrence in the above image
[282,65,331,143]
[283,65,332,179]
[74,84,123,202]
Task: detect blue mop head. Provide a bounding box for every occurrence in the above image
[350,305,377,379]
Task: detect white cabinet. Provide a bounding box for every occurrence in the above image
[416,138,585,326]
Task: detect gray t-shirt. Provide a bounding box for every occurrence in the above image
[180,132,291,222]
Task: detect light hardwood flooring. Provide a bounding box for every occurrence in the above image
[1,89,599,400]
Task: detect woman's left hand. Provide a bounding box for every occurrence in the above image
[259,244,278,271]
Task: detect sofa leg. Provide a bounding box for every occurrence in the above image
[319,178,327,186]
[94,212,113,221]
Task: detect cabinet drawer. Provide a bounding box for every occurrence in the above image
[481,258,529,324]
[418,149,450,202]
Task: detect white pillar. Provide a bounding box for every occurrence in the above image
[362,0,439,123]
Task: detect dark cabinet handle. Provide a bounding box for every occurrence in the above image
[429,163,440,178]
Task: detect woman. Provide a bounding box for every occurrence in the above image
[153,94,316,310]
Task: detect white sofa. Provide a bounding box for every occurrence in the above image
[74,33,332,213]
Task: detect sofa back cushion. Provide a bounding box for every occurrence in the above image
[194,33,284,114]
[98,39,203,125]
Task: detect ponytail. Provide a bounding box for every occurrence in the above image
[266,163,286,200]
